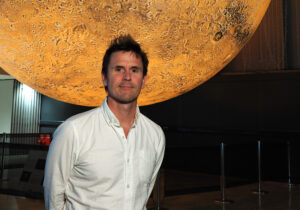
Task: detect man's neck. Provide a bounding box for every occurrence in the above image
[107,97,137,137]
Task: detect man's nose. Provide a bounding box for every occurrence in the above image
[123,69,131,80]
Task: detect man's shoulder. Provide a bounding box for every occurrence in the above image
[139,113,165,153]
[53,106,103,138]
[68,107,100,121]
[61,106,102,129]
[139,113,164,134]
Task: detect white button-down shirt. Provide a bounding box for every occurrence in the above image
[43,99,165,210]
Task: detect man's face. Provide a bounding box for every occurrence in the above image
[102,51,146,104]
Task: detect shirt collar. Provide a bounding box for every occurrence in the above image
[102,97,140,128]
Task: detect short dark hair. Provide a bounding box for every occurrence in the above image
[102,35,148,78]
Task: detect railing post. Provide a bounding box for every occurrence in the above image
[149,169,168,210]
[253,139,267,195]
[287,139,295,188]
[156,170,168,210]
[215,140,233,204]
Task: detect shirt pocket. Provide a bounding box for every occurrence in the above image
[136,150,156,184]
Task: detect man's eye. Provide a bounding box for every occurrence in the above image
[115,67,122,72]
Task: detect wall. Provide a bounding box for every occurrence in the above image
[286,0,300,69]
[41,71,300,133]
[40,96,91,133]
[0,79,14,133]
[141,71,300,133]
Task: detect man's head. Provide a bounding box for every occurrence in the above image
[101,35,148,104]
[102,35,148,80]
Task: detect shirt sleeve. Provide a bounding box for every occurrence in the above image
[146,128,166,200]
[43,121,78,210]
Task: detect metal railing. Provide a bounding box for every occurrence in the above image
[0,133,50,179]
[158,127,300,208]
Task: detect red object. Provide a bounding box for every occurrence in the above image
[37,133,51,146]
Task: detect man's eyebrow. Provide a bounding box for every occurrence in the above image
[114,65,124,68]
[130,66,142,69]
[112,65,141,69]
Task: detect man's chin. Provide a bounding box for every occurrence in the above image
[108,95,138,105]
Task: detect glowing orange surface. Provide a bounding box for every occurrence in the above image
[0,0,271,106]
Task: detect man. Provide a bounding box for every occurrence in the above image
[43,35,165,210]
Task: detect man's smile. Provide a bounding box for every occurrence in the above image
[119,83,135,89]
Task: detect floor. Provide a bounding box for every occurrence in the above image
[0,181,299,210]
[0,193,45,210]
[158,182,300,210]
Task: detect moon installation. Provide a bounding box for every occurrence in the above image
[0,0,271,106]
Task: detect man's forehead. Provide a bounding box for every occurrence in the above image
[109,51,142,64]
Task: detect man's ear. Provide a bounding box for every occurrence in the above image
[142,75,147,89]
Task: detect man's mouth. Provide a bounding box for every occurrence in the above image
[119,83,134,89]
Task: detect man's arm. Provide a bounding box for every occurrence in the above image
[43,121,78,210]
[146,129,166,200]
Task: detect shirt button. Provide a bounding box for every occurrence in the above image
[122,136,125,139]
[127,159,130,163]
[127,184,130,188]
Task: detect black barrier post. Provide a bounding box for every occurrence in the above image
[287,140,295,188]
[156,170,168,210]
[149,169,168,210]
[253,140,267,195]
[215,141,233,204]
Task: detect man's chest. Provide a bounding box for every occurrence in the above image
[72,128,156,185]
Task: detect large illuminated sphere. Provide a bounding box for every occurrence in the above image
[0,0,271,106]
